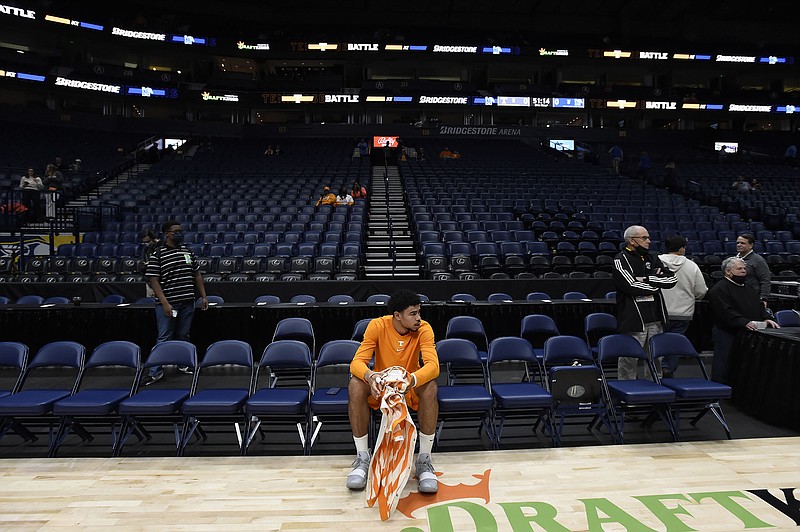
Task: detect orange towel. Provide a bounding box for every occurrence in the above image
[367,366,417,521]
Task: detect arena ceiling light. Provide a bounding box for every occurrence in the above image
[0,42,29,52]
[44,14,103,30]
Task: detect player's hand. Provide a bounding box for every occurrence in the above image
[368,372,384,399]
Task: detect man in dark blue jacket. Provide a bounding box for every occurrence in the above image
[613,225,677,379]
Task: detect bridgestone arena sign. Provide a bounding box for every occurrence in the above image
[420,96,468,104]
[112,27,166,41]
[55,77,120,93]
[438,126,522,136]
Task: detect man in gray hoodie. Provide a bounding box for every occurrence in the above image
[658,235,708,377]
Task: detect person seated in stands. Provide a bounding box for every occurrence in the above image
[274,145,282,155]
[70,158,82,172]
[351,180,366,199]
[315,186,336,207]
[439,146,454,159]
[749,178,762,191]
[264,145,274,156]
[356,138,369,156]
[335,187,354,206]
[731,175,751,192]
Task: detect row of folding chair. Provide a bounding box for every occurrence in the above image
[55,241,363,259]
[434,331,731,449]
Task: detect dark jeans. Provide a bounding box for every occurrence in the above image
[21,189,40,220]
[664,319,691,374]
[151,301,195,376]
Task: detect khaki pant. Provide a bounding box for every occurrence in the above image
[618,322,663,380]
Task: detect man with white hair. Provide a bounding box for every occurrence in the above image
[613,225,677,379]
[707,257,779,384]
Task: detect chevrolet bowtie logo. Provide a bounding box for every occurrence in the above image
[308,42,338,51]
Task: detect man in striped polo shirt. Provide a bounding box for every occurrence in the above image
[143,220,208,385]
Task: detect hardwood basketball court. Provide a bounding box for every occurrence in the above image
[1,436,798,531]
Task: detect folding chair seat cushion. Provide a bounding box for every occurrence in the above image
[437,385,493,411]
[247,388,309,415]
[53,389,131,416]
[0,390,72,415]
[309,388,348,414]
[605,380,675,404]
[491,383,552,409]
[182,389,250,416]
[118,389,191,415]
[659,378,732,400]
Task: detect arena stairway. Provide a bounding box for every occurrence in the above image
[363,165,421,279]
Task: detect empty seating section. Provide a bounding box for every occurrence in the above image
[34,138,371,281]
[403,139,800,280]
[9,133,800,284]
[0,120,145,200]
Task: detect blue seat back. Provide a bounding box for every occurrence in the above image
[775,310,800,327]
[87,341,140,369]
[543,336,594,366]
[351,318,372,342]
[436,338,482,366]
[43,297,70,305]
[203,340,253,369]
[16,295,44,305]
[144,341,197,370]
[260,340,312,369]
[316,340,360,368]
[649,333,699,360]
[273,317,315,354]
[488,337,537,365]
[597,334,647,364]
[445,316,488,351]
[563,291,588,300]
[29,341,86,370]
[327,294,355,304]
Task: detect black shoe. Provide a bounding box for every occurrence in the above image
[176,366,194,375]
[141,369,165,386]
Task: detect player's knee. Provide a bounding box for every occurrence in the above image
[417,379,438,401]
[348,376,369,401]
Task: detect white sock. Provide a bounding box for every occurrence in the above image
[353,434,369,455]
[418,432,435,456]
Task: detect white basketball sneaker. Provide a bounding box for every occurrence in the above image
[415,453,438,493]
[346,450,371,490]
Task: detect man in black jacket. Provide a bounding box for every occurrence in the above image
[613,225,678,379]
[707,257,779,384]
